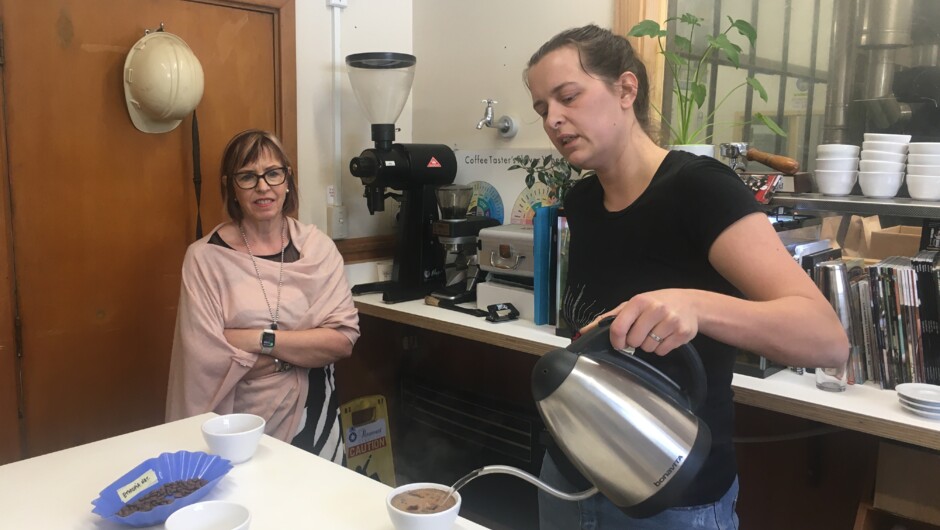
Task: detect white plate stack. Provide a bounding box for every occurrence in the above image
[906,143,940,201]
[859,133,910,198]
[814,144,859,196]
[896,383,940,420]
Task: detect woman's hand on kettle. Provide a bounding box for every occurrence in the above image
[586,290,699,356]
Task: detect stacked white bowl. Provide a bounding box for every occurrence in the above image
[859,133,910,198]
[906,143,940,201]
[814,144,859,196]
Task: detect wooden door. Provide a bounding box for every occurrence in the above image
[0,0,296,460]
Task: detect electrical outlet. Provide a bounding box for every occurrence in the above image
[327,205,348,240]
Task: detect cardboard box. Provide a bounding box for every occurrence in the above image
[873,442,940,526]
[868,225,922,259]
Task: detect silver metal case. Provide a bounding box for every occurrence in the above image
[478,224,535,278]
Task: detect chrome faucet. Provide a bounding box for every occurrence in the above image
[475,99,518,138]
[476,99,497,129]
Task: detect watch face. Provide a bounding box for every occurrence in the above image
[261,331,276,348]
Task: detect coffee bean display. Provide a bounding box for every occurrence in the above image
[115,478,208,517]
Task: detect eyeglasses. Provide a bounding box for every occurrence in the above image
[233,167,289,190]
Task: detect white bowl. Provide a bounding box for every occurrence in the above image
[814,170,857,196]
[906,164,940,177]
[817,144,860,158]
[908,154,940,166]
[906,175,940,201]
[859,171,904,198]
[386,483,462,530]
[909,143,940,155]
[860,149,907,163]
[165,501,251,530]
[863,141,909,154]
[201,414,265,464]
[859,159,905,173]
[814,157,858,171]
[863,133,912,143]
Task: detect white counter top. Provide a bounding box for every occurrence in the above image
[0,413,487,529]
[353,292,940,451]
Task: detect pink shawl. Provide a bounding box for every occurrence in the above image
[165,218,359,441]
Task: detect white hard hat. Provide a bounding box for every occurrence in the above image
[123,31,204,134]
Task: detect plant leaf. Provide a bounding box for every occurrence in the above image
[690,82,707,108]
[746,77,768,101]
[709,34,739,67]
[673,35,692,53]
[730,18,757,48]
[525,174,535,189]
[754,112,787,137]
[628,20,662,38]
[508,164,521,170]
[679,13,702,27]
[663,50,687,68]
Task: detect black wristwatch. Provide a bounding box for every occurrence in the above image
[260,329,276,355]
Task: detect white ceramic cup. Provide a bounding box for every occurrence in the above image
[386,483,462,530]
[908,143,940,155]
[165,501,251,530]
[907,154,940,166]
[201,414,265,464]
[814,157,858,171]
[906,165,940,177]
[859,159,905,173]
[858,171,904,198]
[814,170,857,196]
[860,149,907,163]
[906,175,940,201]
[863,133,911,144]
[863,140,909,154]
[816,144,860,158]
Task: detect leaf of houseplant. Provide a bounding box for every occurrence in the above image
[690,82,707,109]
[663,50,687,68]
[729,17,757,48]
[674,35,692,53]
[754,112,787,137]
[746,77,769,102]
[679,13,702,27]
[627,20,664,38]
[709,34,740,67]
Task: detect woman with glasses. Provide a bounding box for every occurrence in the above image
[166,129,359,465]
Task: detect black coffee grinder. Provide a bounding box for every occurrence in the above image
[345,52,457,304]
[430,184,499,304]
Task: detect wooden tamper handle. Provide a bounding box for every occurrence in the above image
[746,147,800,175]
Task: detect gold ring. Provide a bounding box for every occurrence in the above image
[648,332,664,343]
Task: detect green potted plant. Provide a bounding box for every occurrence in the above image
[628,13,786,152]
[508,154,587,206]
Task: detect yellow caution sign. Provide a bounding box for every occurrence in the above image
[341,395,396,487]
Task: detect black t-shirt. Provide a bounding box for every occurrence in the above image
[558,150,762,506]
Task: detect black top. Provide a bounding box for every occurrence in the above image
[558,150,762,506]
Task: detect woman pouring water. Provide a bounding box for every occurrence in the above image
[524,25,848,529]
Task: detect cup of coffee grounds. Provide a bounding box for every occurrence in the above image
[386,482,461,530]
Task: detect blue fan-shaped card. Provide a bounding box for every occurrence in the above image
[91,450,232,527]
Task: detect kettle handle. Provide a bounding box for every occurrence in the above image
[572,317,708,412]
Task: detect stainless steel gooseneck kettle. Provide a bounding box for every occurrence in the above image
[532,317,712,518]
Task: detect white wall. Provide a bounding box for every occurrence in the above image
[295,0,413,237]
[412,0,615,150]
[296,0,614,238]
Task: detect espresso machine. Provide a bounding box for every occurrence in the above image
[345,52,458,303]
[430,185,499,303]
